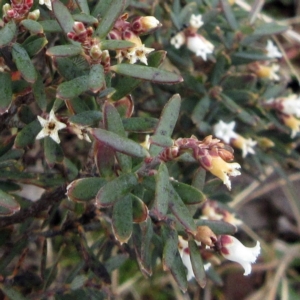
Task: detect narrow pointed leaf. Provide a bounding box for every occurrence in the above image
[192,168,206,191]
[44,136,64,166]
[89,64,105,93]
[95,173,138,207]
[69,111,102,126]
[57,76,89,99]
[74,0,90,14]
[170,251,188,293]
[94,0,126,38]
[112,51,167,100]
[162,225,178,271]
[20,20,43,34]
[171,181,206,205]
[22,35,48,57]
[0,72,12,114]
[150,94,181,156]
[168,185,197,234]
[54,57,88,80]
[104,103,132,172]
[94,140,115,178]
[32,71,47,111]
[73,13,98,25]
[46,45,83,57]
[122,117,158,133]
[12,43,37,83]
[66,177,106,202]
[52,0,75,34]
[220,0,238,30]
[0,285,28,300]
[110,64,183,84]
[112,195,133,243]
[196,219,237,235]
[153,163,169,219]
[188,240,206,288]
[0,190,20,216]
[100,40,135,50]
[0,21,17,47]
[39,20,62,33]
[91,128,149,158]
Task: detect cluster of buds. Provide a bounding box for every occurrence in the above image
[202,200,242,227]
[178,234,260,280]
[266,94,300,138]
[108,13,160,65]
[158,135,241,190]
[2,0,39,22]
[213,120,257,158]
[248,40,282,81]
[67,22,110,69]
[170,14,214,61]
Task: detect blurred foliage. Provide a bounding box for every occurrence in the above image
[1,0,300,299]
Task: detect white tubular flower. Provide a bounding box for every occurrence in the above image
[36,110,67,144]
[189,14,204,29]
[278,94,300,118]
[170,32,186,49]
[178,236,211,281]
[266,40,282,59]
[70,123,91,143]
[256,63,280,81]
[186,34,214,61]
[39,0,52,11]
[208,157,241,190]
[219,235,260,276]
[213,120,238,144]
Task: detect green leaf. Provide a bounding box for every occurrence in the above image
[188,240,206,288]
[231,51,270,65]
[0,285,29,300]
[73,13,98,25]
[122,117,158,133]
[171,180,206,205]
[14,120,41,148]
[66,177,106,202]
[104,253,128,273]
[22,35,48,57]
[192,168,206,191]
[168,185,197,233]
[0,21,17,47]
[54,56,89,81]
[32,71,47,111]
[110,64,183,84]
[12,43,37,83]
[94,140,115,178]
[111,51,166,100]
[112,195,133,243]
[39,20,62,33]
[20,19,43,34]
[162,225,178,271]
[150,94,181,156]
[220,0,238,30]
[69,111,102,126]
[95,173,138,207]
[196,219,237,235]
[89,64,105,93]
[91,0,111,17]
[170,251,188,292]
[104,103,132,172]
[0,181,21,192]
[44,137,64,166]
[52,0,75,35]
[100,40,135,50]
[131,194,148,223]
[74,0,90,14]
[153,163,170,219]
[0,189,20,216]
[253,22,289,36]
[0,72,12,114]
[46,45,83,57]
[63,158,78,182]
[91,128,149,158]
[57,75,89,99]
[94,0,126,38]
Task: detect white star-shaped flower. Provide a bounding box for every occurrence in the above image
[36,110,67,144]
[70,123,91,143]
[189,14,204,29]
[170,32,186,49]
[186,34,214,61]
[39,0,52,10]
[126,44,154,65]
[214,120,238,144]
[239,138,257,158]
[266,40,282,59]
[219,235,260,276]
[279,94,300,118]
